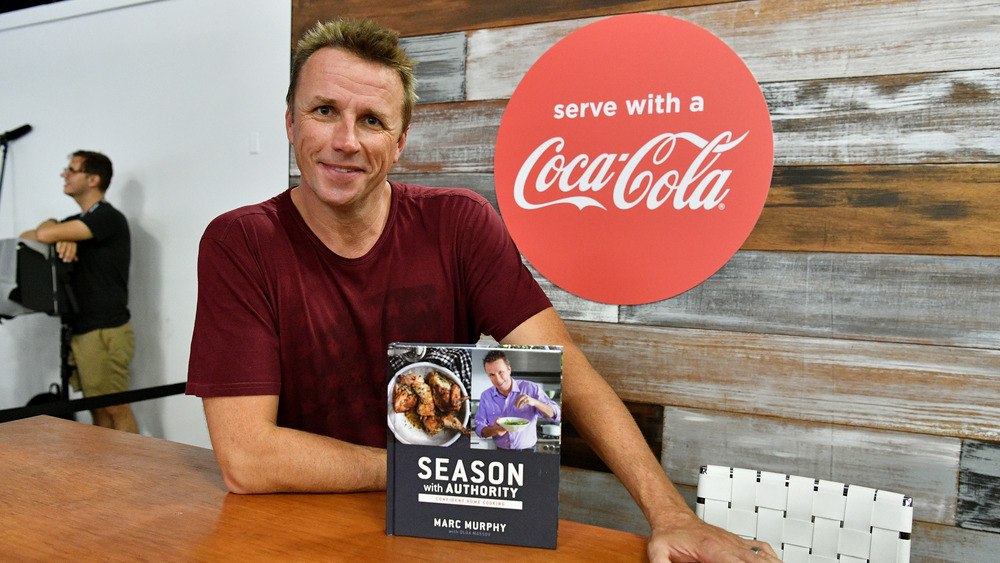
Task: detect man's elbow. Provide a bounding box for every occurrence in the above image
[34,229,59,245]
[215,452,272,495]
[220,468,255,495]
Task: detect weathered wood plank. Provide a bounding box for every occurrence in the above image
[749,165,1000,256]
[561,468,1000,560]
[566,321,1000,441]
[292,0,732,42]
[392,70,1000,173]
[621,251,1000,350]
[958,440,1000,533]
[353,165,1000,257]
[766,70,1000,165]
[912,520,1000,562]
[399,33,466,105]
[466,0,1000,100]
[528,260,620,324]
[560,402,663,473]
[394,100,507,174]
[659,406,959,525]
[559,466,649,535]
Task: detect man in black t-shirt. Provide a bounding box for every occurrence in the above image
[20,150,137,433]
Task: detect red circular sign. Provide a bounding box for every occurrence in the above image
[494,14,773,305]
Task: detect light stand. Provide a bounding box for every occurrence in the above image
[0,123,33,215]
[0,139,9,216]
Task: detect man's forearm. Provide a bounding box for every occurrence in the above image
[532,399,556,419]
[561,345,695,530]
[217,425,387,494]
[203,395,387,494]
[500,308,698,529]
[22,219,57,240]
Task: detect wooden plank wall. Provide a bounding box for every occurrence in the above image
[291,1,1000,559]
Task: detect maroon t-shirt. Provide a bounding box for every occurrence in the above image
[186,183,551,447]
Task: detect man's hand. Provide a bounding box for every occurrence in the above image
[647,516,781,563]
[55,241,79,262]
[489,422,508,437]
[514,393,536,409]
[515,393,556,418]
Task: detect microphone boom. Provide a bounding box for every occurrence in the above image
[0,124,33,143]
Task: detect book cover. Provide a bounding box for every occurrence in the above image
[385,343,563,549]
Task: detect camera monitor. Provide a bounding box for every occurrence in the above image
[0,238,73,318]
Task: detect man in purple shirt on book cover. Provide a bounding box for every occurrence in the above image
[474,350,560,451]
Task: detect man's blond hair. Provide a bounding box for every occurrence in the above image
[286,18,418,131]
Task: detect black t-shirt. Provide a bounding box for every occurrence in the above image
[64,200,131,333]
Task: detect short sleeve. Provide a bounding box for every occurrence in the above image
[457,197,551,341]
[186,215,282,397]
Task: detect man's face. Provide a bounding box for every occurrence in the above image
[61,156,93,198]
[285,47,408,213]
[484,359,513,396]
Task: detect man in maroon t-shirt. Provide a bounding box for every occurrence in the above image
[186,18,779,563]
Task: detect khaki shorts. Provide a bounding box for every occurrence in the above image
[69,322,134,397]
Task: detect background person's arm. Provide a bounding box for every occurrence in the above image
[22,218,93,243]
[20,219,91,262]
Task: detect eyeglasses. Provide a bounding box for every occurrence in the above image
[63,167,90,175]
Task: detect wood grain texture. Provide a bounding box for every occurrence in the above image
[912,519,1000,562]
[621,251,1000,350]
[3,416,650,562]
[291,0,731,41]
[465,0,1000,100]
[559,466,650,535]
[560,402,663,473]
[748,165,1000,256]
[390,71,1000,171]
[528,260,620,323]
[351,166,1000,257]
[566,320,1000,441]
[394,101,507,174]
[399,33,467,104]
[559,467,1000,559]
[958,440,1000,533]
[766,70,1000,165]
[659,406,960,525]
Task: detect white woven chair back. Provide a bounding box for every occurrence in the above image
[695,465,912,563]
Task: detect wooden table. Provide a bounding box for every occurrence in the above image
[1,416,649,561]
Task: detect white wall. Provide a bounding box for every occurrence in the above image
[0,0,291,448]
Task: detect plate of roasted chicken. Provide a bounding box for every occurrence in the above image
[387,362,471,447]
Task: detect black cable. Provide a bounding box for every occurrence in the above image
[0,382,187,423]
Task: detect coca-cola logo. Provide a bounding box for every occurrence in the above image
[514,132,746,211]
[494,14,773,305]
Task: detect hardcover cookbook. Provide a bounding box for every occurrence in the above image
[386,343,563,548]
